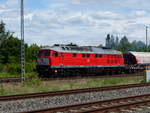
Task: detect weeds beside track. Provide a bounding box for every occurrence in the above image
[0,71,144,83]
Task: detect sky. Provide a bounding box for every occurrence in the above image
[0,0,150,46]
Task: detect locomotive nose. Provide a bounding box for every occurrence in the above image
[37,58,50,65]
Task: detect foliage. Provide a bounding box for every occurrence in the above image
[105,34,147,52]
[0,21,40,75]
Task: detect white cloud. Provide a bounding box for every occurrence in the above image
[25,13,34,21]
[1,0,150,46]
[72,0,81,4]
[135,11,146,16]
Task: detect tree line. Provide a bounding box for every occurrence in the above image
[0,21,40,74]
[105,34,147,52]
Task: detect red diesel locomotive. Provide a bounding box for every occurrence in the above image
[36,45,125,77]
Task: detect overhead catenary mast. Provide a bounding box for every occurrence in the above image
[146,26,148,52]
[21,0,25,83]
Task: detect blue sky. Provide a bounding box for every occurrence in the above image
[1,0,150,46]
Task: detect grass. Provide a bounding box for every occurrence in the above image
[0,72,37,78]
[0,76,144,96]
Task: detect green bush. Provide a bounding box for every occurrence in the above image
[7,63,20,74]
[25,61,36,73]
[0,61,37,74]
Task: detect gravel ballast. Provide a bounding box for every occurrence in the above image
[1,86,150,113]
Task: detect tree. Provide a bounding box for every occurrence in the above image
[0,37,21,64]
[110,35,115,48]
[115,36,119,48]
[0,21,15,64]
[118,36,131,52]
[26,44,40,62]
[0,21,41,74]
[0,21,13,47]
[106,34,111,48]
[66,43,78,46]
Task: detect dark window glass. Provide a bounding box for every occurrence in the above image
[72,53,77,57]
[39,51,50,56]
[44,51,50,56]
[95,54,98,58]
[99,54,102,58]
[82,54,86,58]
[87,54,90,58]
[52,52,58,57]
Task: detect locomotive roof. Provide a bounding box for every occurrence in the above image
[40,46,122,55]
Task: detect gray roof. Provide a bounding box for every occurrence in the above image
[40,46,122,55]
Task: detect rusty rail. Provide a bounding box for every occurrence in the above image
[22,93,150,113]
[0,77,21,83]
[0,82,149,102]
[0,71,144,83]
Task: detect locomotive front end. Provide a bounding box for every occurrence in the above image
[36,49,51,76]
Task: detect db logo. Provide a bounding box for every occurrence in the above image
[87,59,90,62]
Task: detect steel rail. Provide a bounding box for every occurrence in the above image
[0,72,144,83]
[22,93,150,113]
[0,77,21,83]
[0,82,150,102]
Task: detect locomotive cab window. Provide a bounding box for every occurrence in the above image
[44,51,50,56]
[52,52,58,57]
[39,51,50,57]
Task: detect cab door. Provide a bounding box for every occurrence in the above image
[59,52,64,67]
[51,51,60,66]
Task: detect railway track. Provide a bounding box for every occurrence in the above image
[24,93,150,113]
[0,71,144,83]
[0,82,149,101]
[0,77,21,83]
[1,83,150,113]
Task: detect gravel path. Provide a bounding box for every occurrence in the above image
[1,86,150,113]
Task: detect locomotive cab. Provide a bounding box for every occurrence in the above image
[37,50,51,65]
[36,48,62,76]
[36,50,51,76]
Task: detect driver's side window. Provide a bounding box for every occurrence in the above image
[52,52,58,57]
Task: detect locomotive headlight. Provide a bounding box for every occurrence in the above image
[37,58,49,65]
